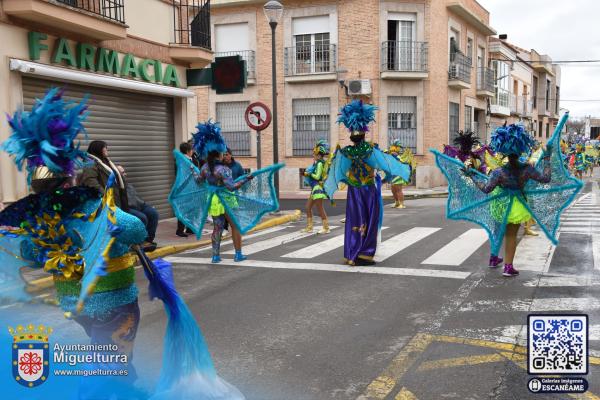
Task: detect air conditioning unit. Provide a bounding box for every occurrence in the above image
[347,79,372,96]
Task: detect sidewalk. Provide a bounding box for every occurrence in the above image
[280,185,449,200]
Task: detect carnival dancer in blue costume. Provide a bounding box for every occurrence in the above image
[431,113,583,277]
[302,139,331,234]
[170,120,283,264]
[0,89,247,399]
[324,100,410,266]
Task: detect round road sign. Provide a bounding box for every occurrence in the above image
[245,102,272,131]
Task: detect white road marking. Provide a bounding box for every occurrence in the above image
[221,226,339,255]
[459,297,600,312]
[523,275,600,287]
[513,233,556,273]
[421,229,487,266]
[184,226,289,254]
[560,227,600,234]
[375,227,441,262]
[281,227,389,259]
[165,257,471,280]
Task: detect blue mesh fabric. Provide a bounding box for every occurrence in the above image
[431,112,582,255]
[323,149,352,198]
[366,149,411,182]
[169,150,284,237]
[0,233,30,302]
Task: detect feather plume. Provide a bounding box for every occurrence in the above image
[336,100,378,134]
[490,124,535,156]
[191,120,227,160]
[2,88,88,179]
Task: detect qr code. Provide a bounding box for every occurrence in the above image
[528,315,588,374]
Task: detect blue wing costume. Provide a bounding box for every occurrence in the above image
[431,113,583,255]
[169,150,283,238]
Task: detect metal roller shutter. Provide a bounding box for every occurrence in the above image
[22,76,175,218]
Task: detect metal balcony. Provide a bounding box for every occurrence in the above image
[169,0,212,67]
[381,41,428,80]
[215,50,256,81]
[448,52,471,89]
[56,0,124,23]
[476,67,494,97]
[3,0,127,39]
[284,44,337,82]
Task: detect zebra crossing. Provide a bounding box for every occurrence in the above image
[166,185,598,282]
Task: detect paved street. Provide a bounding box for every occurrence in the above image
[122,177,600,400]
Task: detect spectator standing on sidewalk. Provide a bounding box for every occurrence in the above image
[175,142,199,237]
[117,165,158,252]
[223,147,245,180]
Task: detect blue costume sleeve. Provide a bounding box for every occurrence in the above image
[168,150,213,239]
[365,148,411,182]
[323,148,352,198]
[218,163,284,234]
[430,149,512,255]
[523,113,584,244]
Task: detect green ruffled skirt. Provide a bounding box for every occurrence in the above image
[490,188,532,225]
[209,192,239,216]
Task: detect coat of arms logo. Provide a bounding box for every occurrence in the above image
[9,324,52,387]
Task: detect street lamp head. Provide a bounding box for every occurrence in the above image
[264,1,284,25]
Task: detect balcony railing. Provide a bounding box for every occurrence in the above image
[172,0,211,50]
[381,41,428,72]
[476,67,494,93]
[215,50,255,80]
[284,44,337,76]
[448,52,471,83]
[56,0,125,23]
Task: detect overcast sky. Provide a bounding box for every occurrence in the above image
[478,0,600,119]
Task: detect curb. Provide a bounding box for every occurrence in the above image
[26,210,302,293]
[383,193,448,200]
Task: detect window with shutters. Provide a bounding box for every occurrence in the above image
[449,102,460,143]
[464,105,472,132]
[388,97,417,153]
[292,98,330,156]
[214,23,255,79]
[216,102,251,156]
[287,15,335,75]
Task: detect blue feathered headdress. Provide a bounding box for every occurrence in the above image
[337,100,378,135]
[191,120,227,159]
[490,124,535,156]
[313,139,330,155]
[2,88,88,179]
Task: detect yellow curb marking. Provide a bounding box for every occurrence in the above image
[359,333,600,400]
[416,353,506,372]
[394,387,418,400]
[359,333,432,400]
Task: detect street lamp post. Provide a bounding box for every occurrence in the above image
[264,0,283,199]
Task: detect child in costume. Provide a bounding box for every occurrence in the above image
[431,114,582,278]
[386,140,416,208]
[574,144,587,180]
[169,120,283,264]
[302,139,331,234]
[323,100,410,266]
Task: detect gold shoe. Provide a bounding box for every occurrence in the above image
[524,227,539,236]
[397,203,406,209]
[301,217,313,233]
[317,219,330,234]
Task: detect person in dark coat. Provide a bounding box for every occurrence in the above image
[79,140,128,210]
[223,147,245,180]
[117,165,159,251]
